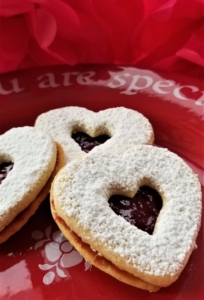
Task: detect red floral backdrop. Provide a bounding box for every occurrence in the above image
[0,0,203,76]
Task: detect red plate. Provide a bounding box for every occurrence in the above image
[0,65,204,300]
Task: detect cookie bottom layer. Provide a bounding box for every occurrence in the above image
[50,199,160,292]
[0,143,64,244]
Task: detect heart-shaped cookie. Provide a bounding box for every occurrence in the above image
[0,127,63,243]
[35,106,154,164]
[51,145,202,289]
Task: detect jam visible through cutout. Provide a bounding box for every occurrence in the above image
[108,186,162,235]
[0,162,14,184]
[72,132,110,153]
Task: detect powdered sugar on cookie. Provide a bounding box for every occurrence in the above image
[0,127,57,231]
[35,106,154,164]
[52,145,202,287]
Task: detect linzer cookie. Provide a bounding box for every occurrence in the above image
[0,126,64,244]
[35,106,154,164]
[50,145,202,291]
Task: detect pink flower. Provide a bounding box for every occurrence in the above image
[177,23,204,68]
[133,0,204,76]
[0,0,203,75]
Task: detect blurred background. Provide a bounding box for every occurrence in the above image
[0,0,203,76]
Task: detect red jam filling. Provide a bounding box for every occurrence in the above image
[0,162,14,184]
[72,132,110,153]
[108,186,162,235]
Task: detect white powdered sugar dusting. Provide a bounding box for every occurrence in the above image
[0,126,56,231]
[53,145,202,283]
[35,106,154,164]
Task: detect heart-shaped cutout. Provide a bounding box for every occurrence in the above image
[35,106,154,164]
[51,144,202,288]
[108,186,163,235]
[72,131,110,153]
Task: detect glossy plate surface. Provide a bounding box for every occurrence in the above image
[0,65,204,300]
